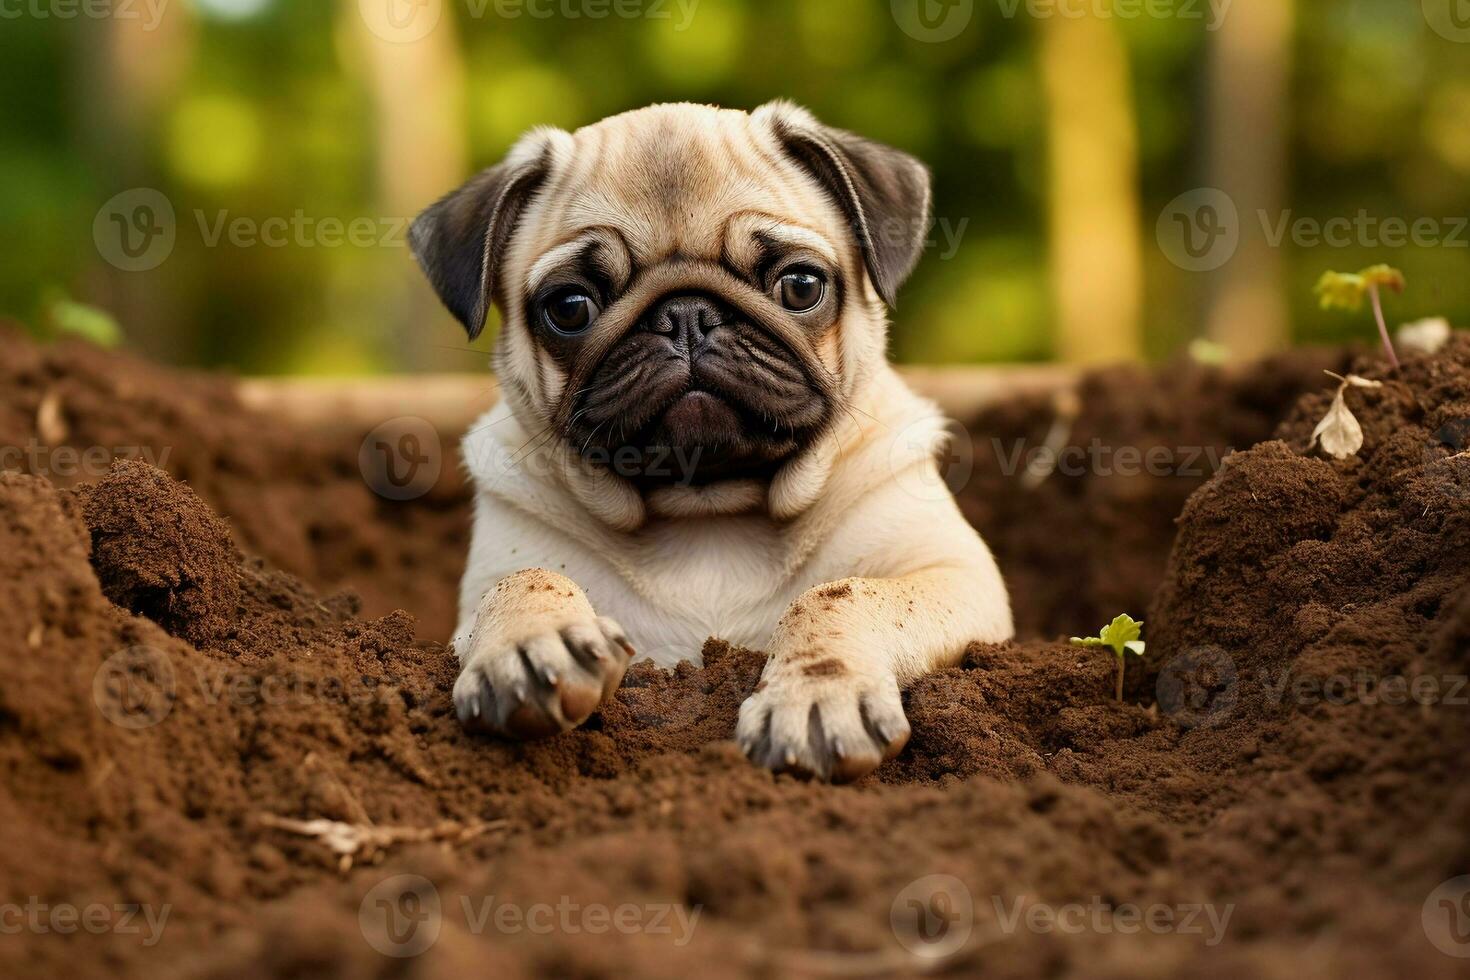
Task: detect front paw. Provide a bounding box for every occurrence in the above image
[735,664,910,783]
[453,615,634,739]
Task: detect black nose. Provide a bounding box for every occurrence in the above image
[644,293,725,352]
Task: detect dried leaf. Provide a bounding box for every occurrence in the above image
[1310,386,1364,460]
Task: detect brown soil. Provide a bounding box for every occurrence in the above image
[1,326,1467,979]
[960,346,1353,637]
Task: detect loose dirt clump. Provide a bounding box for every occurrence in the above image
[79,460,242,645]
[0,327,1466,979]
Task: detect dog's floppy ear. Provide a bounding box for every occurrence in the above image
[759,101,932,307]
[409,134,555,339]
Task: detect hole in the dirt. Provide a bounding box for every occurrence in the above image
[127,584,175,626]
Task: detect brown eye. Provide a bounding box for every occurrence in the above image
[542,290,600,334]
[777,269,825,312]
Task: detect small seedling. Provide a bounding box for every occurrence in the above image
[1309,371,1383,460]
[1314,264,1405,370]
[37,287,123,347]
[1071,614,1146,702]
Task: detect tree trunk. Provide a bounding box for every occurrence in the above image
[1039,12,1144,364]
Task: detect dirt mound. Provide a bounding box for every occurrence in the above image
[0,329,1467,979]
[79,460,243,645]
[958,346,1351,637]
[0,327,470,642]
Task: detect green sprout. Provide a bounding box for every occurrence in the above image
[1314,264,1405,370]
[1071,614,1146,702]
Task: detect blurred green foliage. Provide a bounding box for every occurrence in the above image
[0,0,1467,373]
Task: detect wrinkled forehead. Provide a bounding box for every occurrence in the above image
[519,107,848,270]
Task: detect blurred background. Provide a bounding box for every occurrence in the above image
[1,0,1467,374]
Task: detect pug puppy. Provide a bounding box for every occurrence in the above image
[410,101,1012,782]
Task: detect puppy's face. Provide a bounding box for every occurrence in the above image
[412,102,931,496]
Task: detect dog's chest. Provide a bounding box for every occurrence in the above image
[613,517,805,662]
